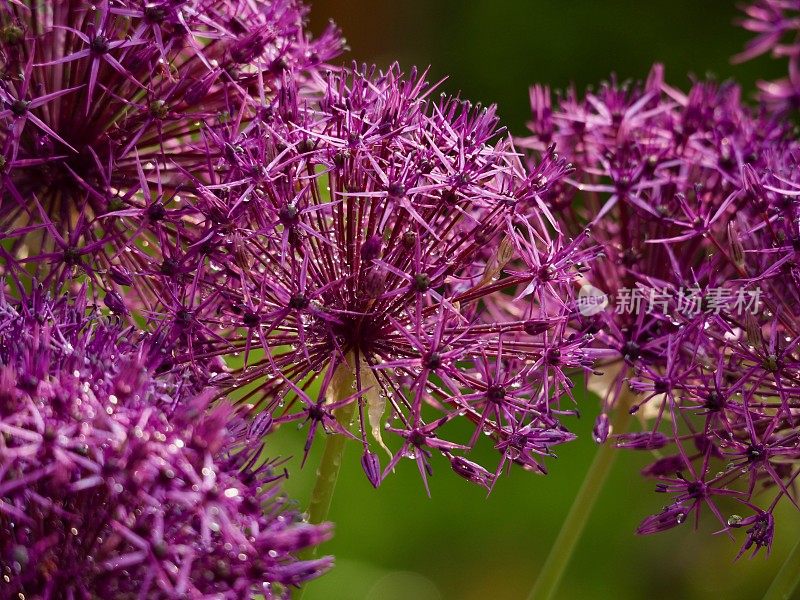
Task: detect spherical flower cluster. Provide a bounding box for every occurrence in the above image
[519,65,800,554]
[0,0,342,293]
[0,290,333,598]
[734,0,800,113]
[120,63,596,491]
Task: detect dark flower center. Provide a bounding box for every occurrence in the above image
[279,203,299,225]
[414,273,431,292]
[402,231,417,247]
[387,183,405,198]
[296,138,314,154]
[686,481,705,498]
[423,352,442,370]
[289,293,309,310]
[270,57,288,73]
[152,542,169,559]
[409,431,426,447]
[149,100,168,119]
[704,391,724,411]
[441,189,458,204]
[10,99,29,116]
[538,264,556,281]
[147,202,166,221]
[160,258,179,276]
[63,246,81,266]
[486,384,506,402]
[145,6,167,22]
[242,311,260,328]
[622,340,641,362]
[307,404,326,421]
[90,35,111,54]
[175,309,193,326]
[546,348,562,365]
[620,248,639,267]
[0,25,24,45]
[762,354,781,373]
[746,444,765,462]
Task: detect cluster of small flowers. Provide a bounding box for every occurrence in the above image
[0,6,603,599]
[139,63,597,492]
[0,289,333,598]
[519,57,800,554]
[0,0,598,495]
[8,0,796,587]
[734,0,800,113]
[0,0,342,292]
[1,1,344,595]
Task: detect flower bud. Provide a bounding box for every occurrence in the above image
[614,431,669,450]
[361,450,382,488]
[103,290,127,315]
[108,265,133,286]
[592,413,610,443]
[523,319,552,335]
[232,232,252,271]
[745,313,762,347]
[637,502,689,534]
[185,76,215,105]
[229,28,268,64]
[450,456,494,489]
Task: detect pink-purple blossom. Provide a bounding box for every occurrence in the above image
[519,63,800,555]
[0,289,333,597]
[734,0,800,113]
[129,63,596,491]
[1,0,342,296]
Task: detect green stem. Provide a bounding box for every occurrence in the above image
[527,392,633,600]
[305,401,356,526]
[296,358,358,599]
[763,537,800,600]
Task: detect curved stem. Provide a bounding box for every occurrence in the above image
[527,392,633,600]
[305,401,356,526]
[763,537,800,600]
[299,356,358,537]
[296,360,358,600]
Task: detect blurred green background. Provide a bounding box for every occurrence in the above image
[274,2,799,599]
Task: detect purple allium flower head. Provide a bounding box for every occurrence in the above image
[139,63,594,491]
[734,0,800,113]
[518,65,787,426]
[0,0,342,294]
[519,65,800,553]
[0,289,333,597]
